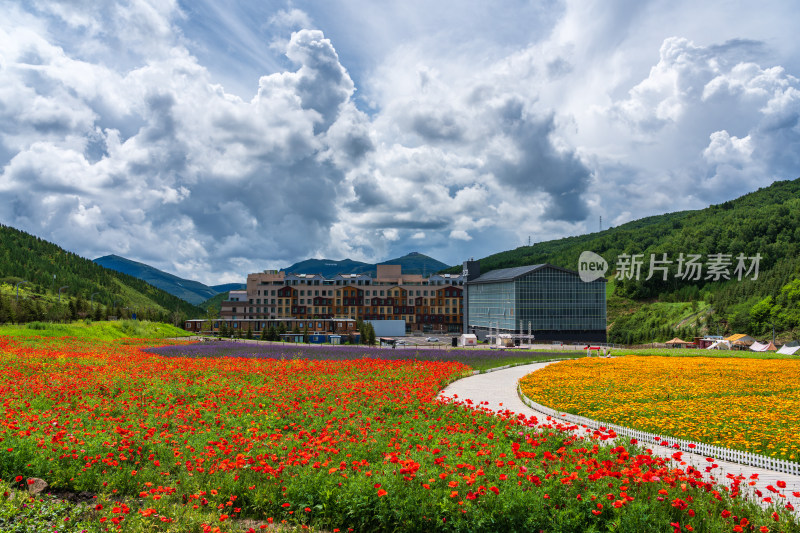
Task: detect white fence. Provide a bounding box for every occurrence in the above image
[517,385,800,477]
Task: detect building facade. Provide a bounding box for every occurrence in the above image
[464,263,607,343]
[188,265,464,335]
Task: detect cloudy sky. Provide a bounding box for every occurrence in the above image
[2,0,799,284]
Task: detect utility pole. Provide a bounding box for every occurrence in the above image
[58,286,69,302]
[15,280,28,301]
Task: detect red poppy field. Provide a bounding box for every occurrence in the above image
[1,334,798,533]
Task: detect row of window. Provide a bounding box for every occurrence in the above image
[253,288,460,298]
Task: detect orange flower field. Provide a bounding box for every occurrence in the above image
[519,356,800,462]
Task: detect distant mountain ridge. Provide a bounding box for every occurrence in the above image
[93,255,224,306]
[283,252,449,277]
[93,252,450,306]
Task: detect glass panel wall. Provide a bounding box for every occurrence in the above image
[515,267,606,331]
[466,281,516,330]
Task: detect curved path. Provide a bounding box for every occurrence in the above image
[439,361,800,511]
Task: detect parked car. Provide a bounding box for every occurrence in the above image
[426,337,439,342]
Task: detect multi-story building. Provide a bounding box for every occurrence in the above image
[463,261,607,343]
[185,265,464,335]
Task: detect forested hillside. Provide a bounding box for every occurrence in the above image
[94,254,219,305]
[445,178,800,343]
[0,224,202,324]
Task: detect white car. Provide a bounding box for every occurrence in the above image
[426,337,439,342]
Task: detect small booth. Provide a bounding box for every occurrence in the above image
[329,335,342,345]
[458,334,478,347]
[496,334,514,348]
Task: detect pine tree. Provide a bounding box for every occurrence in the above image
[367,323,376,346]
[260,325,268,341]
[246,325,253,339]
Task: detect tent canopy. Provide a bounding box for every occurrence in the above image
[749,341,778,352]
[777,344,800,355]
[666,337,690,344]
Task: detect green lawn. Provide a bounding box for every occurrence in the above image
[0,320,191,341]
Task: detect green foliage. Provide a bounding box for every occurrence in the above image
[0,484,99,533]
[199,291,228,311]
[0,224,203,325]
[608,302,706,344]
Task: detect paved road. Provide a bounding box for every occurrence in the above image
[439,361,800,512]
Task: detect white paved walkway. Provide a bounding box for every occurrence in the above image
[439,361,800,511]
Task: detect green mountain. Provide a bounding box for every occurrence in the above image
[211,283,245,293]
[0,224,202,323]
[284,258,372,277]
[200,291,229,312]
[283,252,448,277]
[94,254,220,306]
[445,177,800,343]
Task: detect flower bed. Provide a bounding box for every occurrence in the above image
[519,356,800,462]
[0,336,796,532]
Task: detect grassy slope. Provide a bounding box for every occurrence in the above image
[0,320,191,340]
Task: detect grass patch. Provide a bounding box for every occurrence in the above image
[619,347,798,359]
[0,320,191,341]
[0,480,99,533]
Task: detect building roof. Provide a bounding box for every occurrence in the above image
[724,333,756,343]
[467,263,597,284]
[468,264,545,283]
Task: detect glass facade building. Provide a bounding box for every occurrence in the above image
[466,264,606,342]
